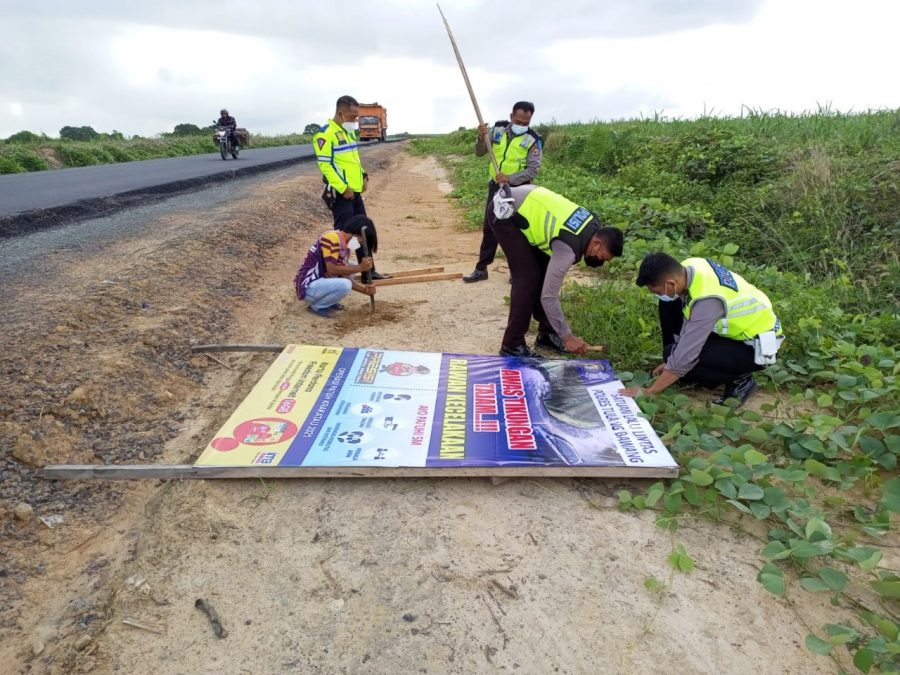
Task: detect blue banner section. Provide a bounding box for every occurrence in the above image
[280,348,359,466]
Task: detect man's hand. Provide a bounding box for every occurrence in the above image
[563,335,590,355]
[359,257,374,272]
[652,363,667,377]
[361,284,376,297]
[342,187,355,200]
[618,387,644,398]
[496,172,510,185]
[477,123,489,138]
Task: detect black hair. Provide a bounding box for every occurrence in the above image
[339,214,378,253]
[636,252,682,287]
[512,101,535,114]
[336,95,359,110]
[594,225,624,257]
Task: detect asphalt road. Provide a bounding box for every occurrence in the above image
[0,144,319,218]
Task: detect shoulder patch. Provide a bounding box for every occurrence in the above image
[319,123,328,132]
[563,207,592,233]
[706,258,739,292]
[317,137,326,150]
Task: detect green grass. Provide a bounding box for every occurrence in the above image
[414,110,900,673]
[0,133,313,173]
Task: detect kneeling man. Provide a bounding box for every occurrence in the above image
[620,252,783,405]
[293,215,377,318]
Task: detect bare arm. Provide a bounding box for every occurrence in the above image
[325,257,373,277]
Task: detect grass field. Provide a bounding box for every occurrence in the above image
[0,132,313,173]
[414,110,900,672]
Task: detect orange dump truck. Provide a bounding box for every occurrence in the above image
[358,103,388,142]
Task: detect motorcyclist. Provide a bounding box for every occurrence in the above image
[216,108,238,148]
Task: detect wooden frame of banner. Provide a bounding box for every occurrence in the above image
[43,464,678,480]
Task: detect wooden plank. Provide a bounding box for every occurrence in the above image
[372,272,463,287]
[42,464,679,480]
[383,267,445,278]
[191,344,284,354]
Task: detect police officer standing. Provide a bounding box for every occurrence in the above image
[313,95,387,279]
[619,252,784,406]
[463,101,542,283]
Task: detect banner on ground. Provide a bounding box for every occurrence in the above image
[194,345,677,471]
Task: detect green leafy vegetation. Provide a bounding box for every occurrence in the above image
[0,127,312,173]
[414,109,899,672]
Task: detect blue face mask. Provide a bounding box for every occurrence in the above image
[656,281,679,301]
[510,123,529,135]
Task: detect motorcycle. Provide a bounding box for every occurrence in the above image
[213,123,239,160]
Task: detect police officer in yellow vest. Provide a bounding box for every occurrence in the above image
[491,184,624,358]
[619,252,784,405]
[463,101,542,283]
[314,95,387,279]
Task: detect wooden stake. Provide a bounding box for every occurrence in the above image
[372,272,463,287]
[384,267,445,278]
[191,344,284,354]
[42,464,678,480]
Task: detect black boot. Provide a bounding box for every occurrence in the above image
[370,269,391,280]
[463,268,488,283]
[713,373,758,406]
[499,344,542,359]
[535,331,569,354]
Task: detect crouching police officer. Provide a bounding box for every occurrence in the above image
[620,252,784,406]
[490,185,624,358]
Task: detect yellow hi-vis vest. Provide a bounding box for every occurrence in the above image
[488,122,541,181]
[683,257,783,341]
[313,119,365,192]
[517,187,597,258]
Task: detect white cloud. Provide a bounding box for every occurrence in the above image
[0,0,895,138]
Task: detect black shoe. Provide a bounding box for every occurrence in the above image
[712,374,758,406]
[463,268,488,283]
[370,270,391,281]
[499,344,541,359]
[535,332,569,354]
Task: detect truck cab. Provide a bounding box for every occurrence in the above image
[358,103,388,142]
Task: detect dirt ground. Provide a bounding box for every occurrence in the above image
[1,144,850,674]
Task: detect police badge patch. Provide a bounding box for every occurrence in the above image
[317,137,326,150]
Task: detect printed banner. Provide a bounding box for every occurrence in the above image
[195,345,677,470]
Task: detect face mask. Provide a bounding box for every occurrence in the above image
[347,236,361,252]
[584,255,605,268]
[510,124,529,135]
[655,281,679,301]
[342,121,358,133]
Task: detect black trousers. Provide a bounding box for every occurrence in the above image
[331,192,367,230]
[474,181,501,271]
[659,299,762,387]
[490,216,556,349]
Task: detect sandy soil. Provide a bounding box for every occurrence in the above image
[1,145,850,674]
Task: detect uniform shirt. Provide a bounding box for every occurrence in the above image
[507,185,577,338]
[665,266,727,376]
[475,125,542,186]
[293,231,351,300]
[313,119,366,192]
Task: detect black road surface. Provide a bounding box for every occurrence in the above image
[0,141,392,238]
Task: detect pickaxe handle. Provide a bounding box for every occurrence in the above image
[360,225,375,311]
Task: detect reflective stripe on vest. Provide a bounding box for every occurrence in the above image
[490,126,537,180]
[517,187,594,255]
[314,119,365,191]
[683,257,782,341]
